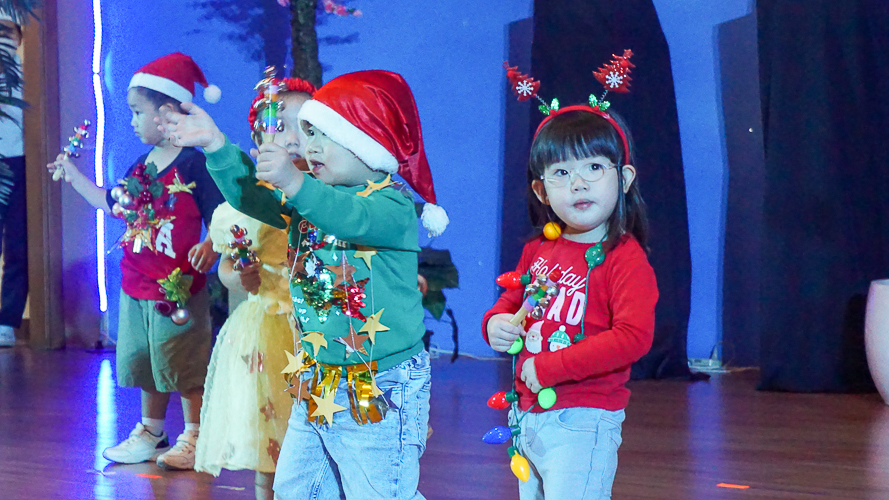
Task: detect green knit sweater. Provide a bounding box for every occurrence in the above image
[205,138,424,371]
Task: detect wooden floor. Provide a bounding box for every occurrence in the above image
[2,347,889,499]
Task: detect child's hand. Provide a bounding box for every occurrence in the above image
[521,357,542,393]
[46,154,82,183]
[487,313,524,352]
[188,239,219,274]
[252,142,304,198]
[156,102,227,153]
[238,263,262,295]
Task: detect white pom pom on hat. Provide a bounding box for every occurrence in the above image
[421,203,449,238]
[203,84,222,104]
[128,52,221,104]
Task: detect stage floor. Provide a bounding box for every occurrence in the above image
[1,348,888,499]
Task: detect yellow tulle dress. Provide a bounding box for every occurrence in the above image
[195,203,296,476]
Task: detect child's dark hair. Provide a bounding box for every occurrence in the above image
[132,86,185,113]
[528,109,648,252]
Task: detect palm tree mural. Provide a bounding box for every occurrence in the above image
[192,0,360,88]
[0,0,35,121]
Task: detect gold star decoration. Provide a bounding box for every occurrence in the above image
[353,246,377,270]
[359,309,390,344]
[281,349,305,375]
[333,324,370,358]
[125,227,155,254]
[325,254,357,287]
[301,331,328,357]
[310,391,347,425]
[259,399,277,422]
[267,439,281,464]
[166,173,196,194]
[356,174,392,197]
[286,377,312,402]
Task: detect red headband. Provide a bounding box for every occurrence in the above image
[534,105,631,164]
[506,50,635,164]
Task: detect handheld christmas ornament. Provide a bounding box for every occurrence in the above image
[248,76,316,149]
[52,120,91,181]
[228,224,259,271]
[509,269,562,326]
[253,66,284,145]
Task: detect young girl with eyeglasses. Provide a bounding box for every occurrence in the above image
[483,106,658,499]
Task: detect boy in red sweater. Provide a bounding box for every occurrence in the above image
[484,61,658,498]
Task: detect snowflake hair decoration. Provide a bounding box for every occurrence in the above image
[504,62,558,115]
[504,49,636,161]
[594,49,635,94]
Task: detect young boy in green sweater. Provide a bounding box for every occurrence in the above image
[158,70,448,499]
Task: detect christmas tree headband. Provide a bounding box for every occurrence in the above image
[505,49,635,163]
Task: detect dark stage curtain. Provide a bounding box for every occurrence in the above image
[757,0,889,392]
[530,0,692,379]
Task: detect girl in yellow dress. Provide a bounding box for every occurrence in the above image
[194,77,316,499]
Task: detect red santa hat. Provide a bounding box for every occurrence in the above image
[297,70,449,237]
[128,52,221,104]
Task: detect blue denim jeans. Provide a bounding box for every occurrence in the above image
[509,406,625,500]
[274,351,431,500]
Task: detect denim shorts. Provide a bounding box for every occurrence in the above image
[509,406,625,500]
[273,351,431,500]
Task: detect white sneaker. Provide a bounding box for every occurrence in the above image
[156,431,197,470]
[102,423,170,464]
[0,325,15,347]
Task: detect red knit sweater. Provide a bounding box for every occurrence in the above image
[483,235,658,412]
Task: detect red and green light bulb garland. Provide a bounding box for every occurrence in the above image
[483,268,562,482]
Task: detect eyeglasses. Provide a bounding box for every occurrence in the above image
[540,163,616,187]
